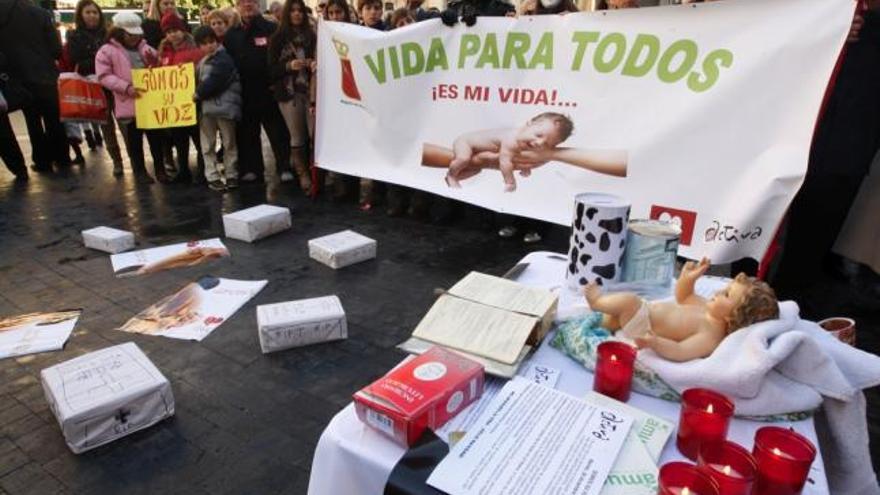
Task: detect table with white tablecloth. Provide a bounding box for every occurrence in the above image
[308,251,829,495]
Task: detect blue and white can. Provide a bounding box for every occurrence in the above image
[621,219,681,287]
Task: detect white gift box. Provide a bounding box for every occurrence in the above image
[223,204,292,243]
[257,295,347,353]
[308,230,377,269]
[40,343,175,454]
[82,226,135,254]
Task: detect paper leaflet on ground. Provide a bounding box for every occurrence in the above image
[427,377,632,495]
[117,276,267,341]
[0,310,81,360]
[583,392,675,494]
[110,238,229,278]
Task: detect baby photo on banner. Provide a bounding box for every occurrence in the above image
[315,0,856,264]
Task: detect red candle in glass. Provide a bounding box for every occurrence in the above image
[658,461,721,495]
[676,388,735,461]
[593,341,636,402]
[752,427,816,495]
[696,441,757,495]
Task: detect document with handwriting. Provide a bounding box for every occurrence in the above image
[427,378,632,495]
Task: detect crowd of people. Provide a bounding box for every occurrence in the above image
[0,0,877,274]
[0,0,599,241]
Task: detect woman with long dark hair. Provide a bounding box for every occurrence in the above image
[268,0,316,192]
[66,0,126,175]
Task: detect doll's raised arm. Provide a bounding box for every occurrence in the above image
[675,258,710,306]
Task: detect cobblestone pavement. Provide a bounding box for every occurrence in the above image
[0,115,877,494]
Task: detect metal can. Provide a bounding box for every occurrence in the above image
[621,219,681,287]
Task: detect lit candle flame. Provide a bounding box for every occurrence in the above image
[723,465,731,476]
[706,403,714,414]
[611,354,618,362]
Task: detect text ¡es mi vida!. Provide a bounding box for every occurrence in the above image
[363,31,733,93]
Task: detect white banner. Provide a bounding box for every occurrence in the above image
[316,0,854,262]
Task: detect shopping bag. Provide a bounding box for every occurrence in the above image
[58,73,108,124]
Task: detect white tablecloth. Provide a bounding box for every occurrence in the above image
[308,251,830,495]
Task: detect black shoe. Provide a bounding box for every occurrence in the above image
[135,173,155,184]
[226,178,238,189]
[84,130,97,150]
[173,172,193,184]
[31,163,52,172]
[13,169,29,181]
[208,180,226,192]
[72,155,85,165]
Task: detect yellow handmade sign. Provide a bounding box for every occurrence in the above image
[133,63,196,129]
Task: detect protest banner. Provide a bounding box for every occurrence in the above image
[315,0,855,263]
[133,63,197,129]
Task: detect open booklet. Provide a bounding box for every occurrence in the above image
[399,272,558,377]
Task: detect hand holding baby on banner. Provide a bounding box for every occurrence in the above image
[421,111,628,191]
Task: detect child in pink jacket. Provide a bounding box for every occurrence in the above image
[157,12,205,183]
[95,11,167,183]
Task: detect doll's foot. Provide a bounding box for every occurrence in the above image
[445,175,461,188]
[583,282,602,307]
[504,182,516,192]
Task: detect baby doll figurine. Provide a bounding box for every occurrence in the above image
[445,112,574,191]
[584,258,779,362]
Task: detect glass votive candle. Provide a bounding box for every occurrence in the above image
[752,426,817,495]
[658,461,720,495]
[696,440,757,495]
[676,388,735,461]
[593,341,637,402]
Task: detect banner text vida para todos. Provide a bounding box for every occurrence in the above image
[363,31,732,94]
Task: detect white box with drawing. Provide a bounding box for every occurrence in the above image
[257,295,347,353]
[81,226,135,254]
[223,204,292,242]
[308,230,376,269]
[40,342,175,454]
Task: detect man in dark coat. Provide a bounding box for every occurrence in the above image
[0,0,69,170]
[223,0,292,183]
[0,49,29,180]
[771,6,880,306]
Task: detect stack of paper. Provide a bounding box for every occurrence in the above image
[398,272,557,378]
[584,392,674,495]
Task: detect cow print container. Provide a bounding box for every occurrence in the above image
[567,193,631,289]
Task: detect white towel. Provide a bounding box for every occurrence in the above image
[638,301,880,495]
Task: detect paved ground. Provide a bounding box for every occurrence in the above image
[0,115,878,494]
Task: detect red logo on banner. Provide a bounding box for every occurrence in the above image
[649,206,697,246]
[333,38,361,101]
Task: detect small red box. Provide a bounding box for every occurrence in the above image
[353,346,485,446]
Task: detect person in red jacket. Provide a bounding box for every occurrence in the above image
[159,12,205,184]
